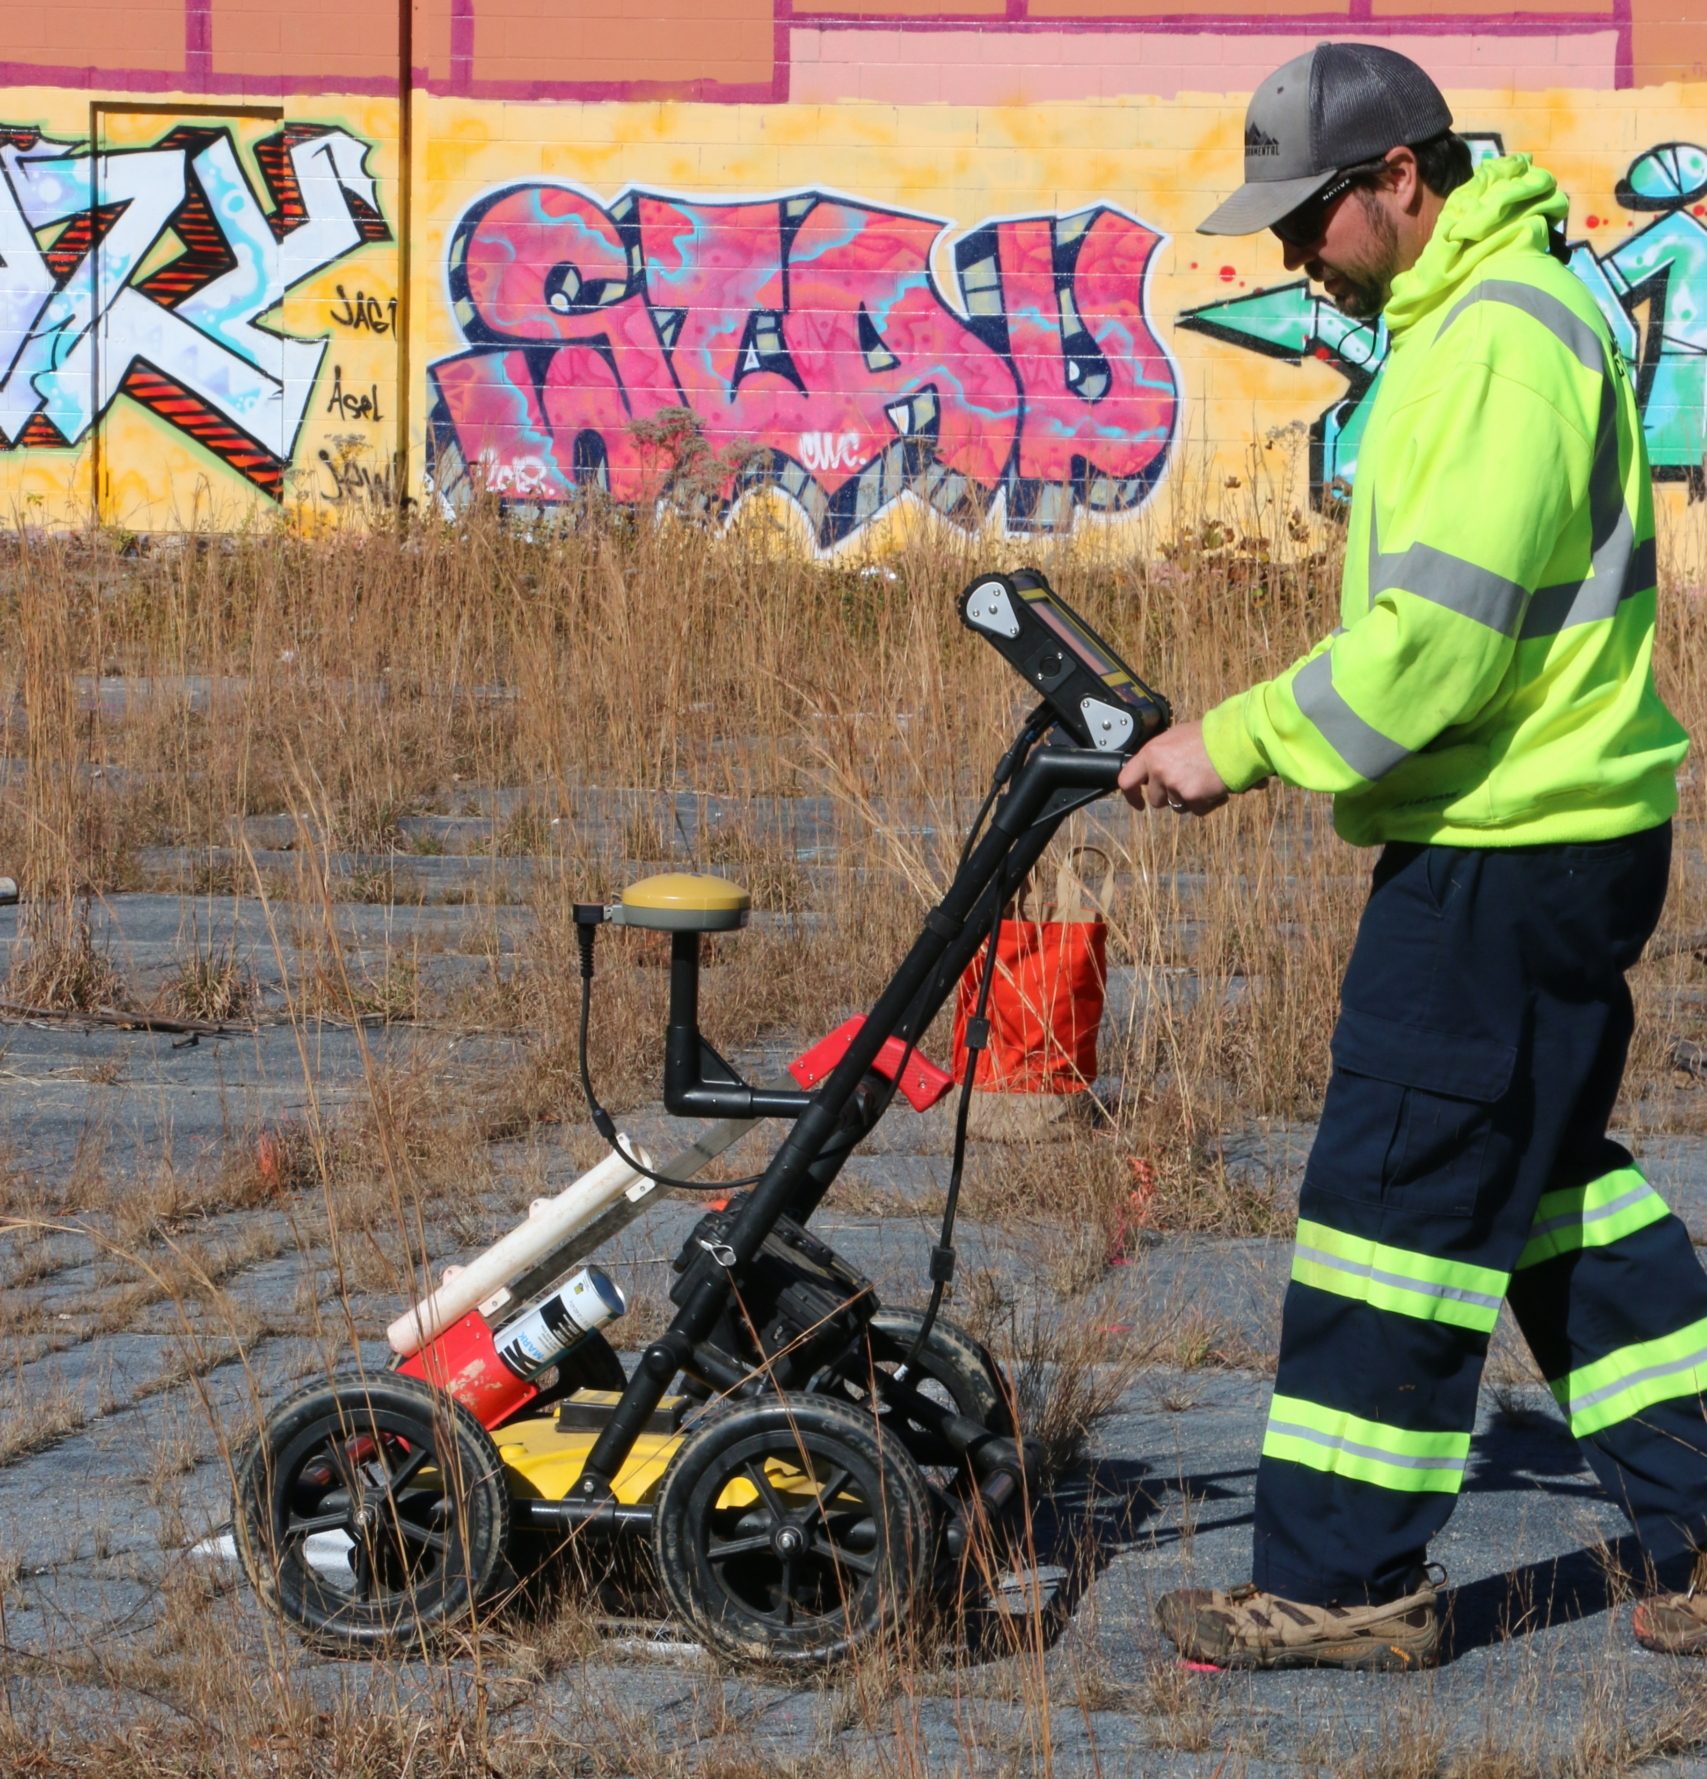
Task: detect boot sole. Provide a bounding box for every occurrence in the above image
[1185,1634,1439,1673]
[1633,1615,1707,1657]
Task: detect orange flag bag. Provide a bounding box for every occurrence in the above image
[950,843,1113,1108]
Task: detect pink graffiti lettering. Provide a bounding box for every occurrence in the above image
[428,184,1177,547]
[988,212,1177,517]
[456,185,636,342]
[631,194,1019,508]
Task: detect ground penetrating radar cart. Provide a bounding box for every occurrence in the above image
[232,569,1169,1666]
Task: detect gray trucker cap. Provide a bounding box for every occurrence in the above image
[1200,42,1453,236]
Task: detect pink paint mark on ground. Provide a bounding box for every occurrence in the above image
[1180,1660,1224,1673]
[791,26,1621,103]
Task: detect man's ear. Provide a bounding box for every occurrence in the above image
[1386,146,1423,212]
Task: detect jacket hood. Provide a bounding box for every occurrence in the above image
[1384,155,1570,337]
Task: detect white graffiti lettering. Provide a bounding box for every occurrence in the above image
[478,451,556,498]
[797,430,864,473]
[0,122,389,496]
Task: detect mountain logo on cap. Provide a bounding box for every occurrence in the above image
[1245,123,1281,157]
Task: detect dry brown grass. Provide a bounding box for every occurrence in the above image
[963,1116,1293,1271]
[0,497,1700,1134]
[6,904,132,1014]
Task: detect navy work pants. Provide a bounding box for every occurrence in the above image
[1253,824,1707,1604]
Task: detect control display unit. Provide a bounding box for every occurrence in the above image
[959,569,1170,754]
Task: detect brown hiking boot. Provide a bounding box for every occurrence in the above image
[1634,1559,1707,1655]
[1156,1571,1441,1672]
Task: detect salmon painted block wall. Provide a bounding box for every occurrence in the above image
[4,1,1705,549]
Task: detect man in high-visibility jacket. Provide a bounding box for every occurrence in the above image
[1121,41,1704,1669]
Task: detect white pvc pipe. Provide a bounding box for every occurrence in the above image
[387,1143,652,1355]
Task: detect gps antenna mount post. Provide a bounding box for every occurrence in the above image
[663,930,814,1121]
[577,892,813,1131]
[573,741,1126,1498]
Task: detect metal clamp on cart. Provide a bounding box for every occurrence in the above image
[231,567,1169,1667]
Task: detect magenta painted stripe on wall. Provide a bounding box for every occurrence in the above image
[185,0,212,87]
[451,0,474,95]
[0,61,403,97]
[453,72,788,100]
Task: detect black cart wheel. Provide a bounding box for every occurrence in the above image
[653,1393,934,1667]
[821,1308,1013,1466]
[233,1370,510,1652]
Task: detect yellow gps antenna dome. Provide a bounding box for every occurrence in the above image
[614,872,751,933]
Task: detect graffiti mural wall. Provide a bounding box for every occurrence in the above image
[0,94,400,526]
[427,185,1176,544]
[6,1,1706,544]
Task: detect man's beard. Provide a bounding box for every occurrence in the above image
[1325,191,1399,319]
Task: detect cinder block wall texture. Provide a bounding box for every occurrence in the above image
[5,2,1705,548]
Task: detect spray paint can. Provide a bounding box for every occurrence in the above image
[493,1267,627,1381]
[398,1267,629,1428]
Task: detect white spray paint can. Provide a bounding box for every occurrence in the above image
[493,1267,628,1380]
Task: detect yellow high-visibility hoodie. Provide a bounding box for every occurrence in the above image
[1201,155,1688,846]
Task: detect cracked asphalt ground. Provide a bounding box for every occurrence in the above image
[4,864,1707,1777]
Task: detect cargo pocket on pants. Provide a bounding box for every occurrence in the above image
[1304,1007,1518,1219]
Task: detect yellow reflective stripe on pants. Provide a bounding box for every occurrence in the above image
[1291,1218,1507,1332]
[1550,1314,1707,1438]
[1263,1393,1471,1494]
[1516,1165,1668,1271]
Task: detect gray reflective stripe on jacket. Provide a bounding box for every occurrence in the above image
[1439,279,1648,640]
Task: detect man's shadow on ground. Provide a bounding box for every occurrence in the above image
[1446,1407,1690,1657]
[961,1455,1253,1660]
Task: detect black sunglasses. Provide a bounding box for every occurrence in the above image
[1271,159,1390,249]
